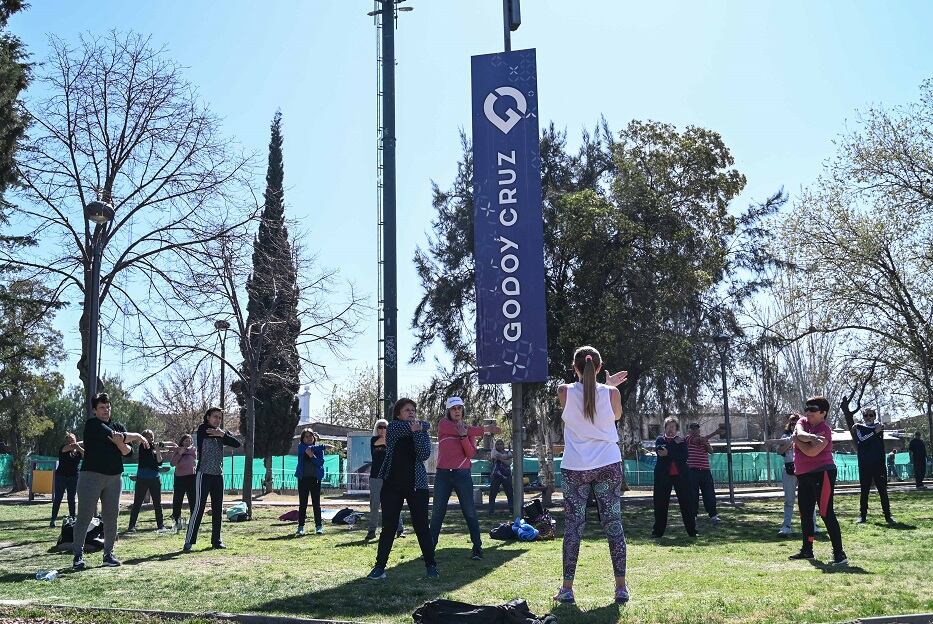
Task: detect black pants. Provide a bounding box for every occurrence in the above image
[914,460,927,487]
[797,468,844,557]
[298,477,322,528]
[185,472,224,546]
[375,482,435,569]
[652,470,697,536]
[128,477,164,529]
[488,472,513,514]
[857,460,891,519]
[51,474,77,522]
[172,474,196,522]
[688,468,717,518]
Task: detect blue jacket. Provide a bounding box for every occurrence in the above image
[295,443,326,481]
[654,435,689,477]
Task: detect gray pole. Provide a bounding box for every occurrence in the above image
[219,334,226,410]
[720,355,735,505]
[502,0,524,519]
[381,0,398,416]
[86,228,104,416]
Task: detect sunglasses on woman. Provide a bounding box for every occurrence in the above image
[804,406,821,413]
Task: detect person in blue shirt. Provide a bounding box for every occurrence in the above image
[295,429,328,536]
[127,429,167,532]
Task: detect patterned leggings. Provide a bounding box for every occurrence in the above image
[561,462,627,582]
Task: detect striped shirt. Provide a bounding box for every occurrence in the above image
[686,434,711,470]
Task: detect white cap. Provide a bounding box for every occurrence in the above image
[445,396,465,410]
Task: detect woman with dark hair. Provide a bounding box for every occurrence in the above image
[652,416,697,539]
[295,428,328,536]
[789,396,847,565]
[367,398,437,580]
[170,433,197,531]
[127,429,166,532]
[50,432,83,527]
[554,346,630,605]
[366,418,405,541]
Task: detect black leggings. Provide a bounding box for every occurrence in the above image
[298,477,322,528]
[186,472,224,546]
[375,482,435,569]
[797,468,844,556]
[858,460,891,519]
[51,474,77,522]
[128,477,164,528]
[172,474,196,522]
[652,470,697,536]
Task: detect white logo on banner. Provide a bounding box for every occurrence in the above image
[483,86,527,134]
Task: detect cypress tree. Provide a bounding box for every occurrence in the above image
[236,111,301,492]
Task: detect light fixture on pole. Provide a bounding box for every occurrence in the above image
[713,334,735,505]
[214,319,231,409]
[84,199,114,417]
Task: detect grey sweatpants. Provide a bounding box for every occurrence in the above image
[72,471,122,556]
[781,468,816,529]
[368,477,404,531]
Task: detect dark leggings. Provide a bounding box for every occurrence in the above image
[798,468,844,557]
[186,472,224,546]
[129,477,164,529]
[858,461,891,519]
[652,470,697,536]
[51,474,77,523]
[172,474,196,522]
[375,482,435,569]
[298,477,322,528]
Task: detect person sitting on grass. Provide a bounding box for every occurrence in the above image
[788,396,847,566]
[184,407,241,552]
[367,398,437,581]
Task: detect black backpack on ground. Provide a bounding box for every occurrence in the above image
[489,522,515,541]
[413,598,557,624]
[331,507,363,525]
[522,498,546,523]
[57,516,105,552]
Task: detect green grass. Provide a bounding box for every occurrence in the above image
[1,492,931,624]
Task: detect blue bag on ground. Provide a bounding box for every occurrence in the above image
[512,518,539,541]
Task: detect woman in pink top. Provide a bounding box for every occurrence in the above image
[170,433,197,531]
[429,396,499,560]
[789,396,847,566]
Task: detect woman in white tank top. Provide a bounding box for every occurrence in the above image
[554,345,630,605]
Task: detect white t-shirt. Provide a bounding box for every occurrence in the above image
[560,382,622,471]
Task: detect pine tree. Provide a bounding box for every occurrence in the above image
[236,111,301,493]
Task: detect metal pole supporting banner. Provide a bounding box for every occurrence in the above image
[381,0,398,416]
[86,230,104,417]
[512,382,523,518]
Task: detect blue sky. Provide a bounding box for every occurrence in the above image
[13,1,933,414]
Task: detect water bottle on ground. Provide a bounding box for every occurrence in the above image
[35,570,58,581]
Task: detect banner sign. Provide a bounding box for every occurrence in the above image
[471,48,548,384]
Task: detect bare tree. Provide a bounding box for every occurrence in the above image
[144,363,234,442]
[5,32,254,393]
[133,224,363,516]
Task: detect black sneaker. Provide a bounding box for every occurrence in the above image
[102,552,122,567]
[211,542,227,549]
[788,550,814,560]
[855,517,867,524]
[183,542,193,553]
[829,553,848,566]
[396,527,406,538]
[471,546,483,560]
[425,564,439,578]
[365,529,377,541]
[367,566,387,580]
[72,553,86,570]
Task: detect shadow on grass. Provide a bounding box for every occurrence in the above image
[881,521,917,530]
[0,538,50,549]
[256,534,300,542]
[0,572,35,583]
[807,559,872,574]
[552,602,620,624]
[333,537,373,548]
[251,545,526,621]
[121,550,187,565]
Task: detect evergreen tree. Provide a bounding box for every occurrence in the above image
[235,111,301,492]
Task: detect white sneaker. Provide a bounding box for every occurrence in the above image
[778,526,791,536]
[295,526,305,536]
[814,526,822,534]
[710,515,721,524]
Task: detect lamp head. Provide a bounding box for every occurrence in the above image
[713,334,730,357]
[85,200,114,225]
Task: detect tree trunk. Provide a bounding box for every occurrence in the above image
[243,384,255,518]
[263,455,273,495]
[9,405,27,492]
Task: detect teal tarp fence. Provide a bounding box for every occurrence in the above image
[10,451,925,492]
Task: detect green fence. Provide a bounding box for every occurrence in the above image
[0,454,12,487]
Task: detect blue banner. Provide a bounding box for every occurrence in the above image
[471,48,548,384]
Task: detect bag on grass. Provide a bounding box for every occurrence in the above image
[57,516,104,551]
[521,498,545,523]
[512,518,539,542]
[332,507,363,525]
[278,509,299,522]
[489,522,515,541]
[226,502,248,522]
[532,513,556,540]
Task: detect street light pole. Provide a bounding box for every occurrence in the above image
[214,319,230,409]
[714,334,735,505]
[84,200,115,416]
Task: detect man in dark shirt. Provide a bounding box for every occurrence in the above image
[852,409,894,524]
[72,393,150,570]
[909,432,928,489]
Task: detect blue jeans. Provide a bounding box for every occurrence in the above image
[430,468,482,548]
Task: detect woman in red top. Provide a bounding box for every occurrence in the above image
[429,396,499,560]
